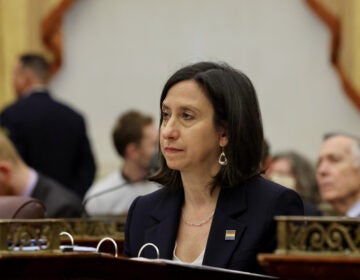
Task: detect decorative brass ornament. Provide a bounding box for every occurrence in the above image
[275,216,360,255]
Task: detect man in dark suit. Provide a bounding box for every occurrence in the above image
[0,132,82,218]
[0,53,96,198]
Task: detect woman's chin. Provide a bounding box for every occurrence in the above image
[165,161,183,171]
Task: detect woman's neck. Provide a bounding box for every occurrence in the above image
[181,174,220,209]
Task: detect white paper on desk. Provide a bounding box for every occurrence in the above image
[73,245,97,252]
[60,245,98,252]
[130,257,277,279]
[11,245,97,252]
[12,245,47,252]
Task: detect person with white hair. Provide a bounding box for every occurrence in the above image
[316,132,360,217]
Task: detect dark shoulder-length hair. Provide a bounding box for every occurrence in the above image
[150,61,264,190]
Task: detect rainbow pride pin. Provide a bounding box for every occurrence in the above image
[225,230,236,240]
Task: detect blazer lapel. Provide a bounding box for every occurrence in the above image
[30,175,46,200]
[144,189,184,259]
[203,185,247,268]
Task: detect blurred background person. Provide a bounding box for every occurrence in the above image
[266,150,322,216]
[83,110,161,216]
[317,132,360,217]
[0,53,96,199]
[0,132,82,218]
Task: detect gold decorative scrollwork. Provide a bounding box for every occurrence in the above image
[276,216,360,255]
[0,216,125,253]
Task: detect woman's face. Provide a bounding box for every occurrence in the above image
[160,80,227,175]
[267,158,296,190]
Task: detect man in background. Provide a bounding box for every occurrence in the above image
[83,110,160,216]
[0,133,82,218]
[0,53,96,198]
[316,132,360,217]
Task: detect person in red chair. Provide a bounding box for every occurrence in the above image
[0,132,82,218]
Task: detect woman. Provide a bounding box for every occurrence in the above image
[266,151,322,216]
[124,62,303,274]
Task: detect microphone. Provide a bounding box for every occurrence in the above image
[81,181,129,217]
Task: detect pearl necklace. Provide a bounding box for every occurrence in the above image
[182,210,215,227]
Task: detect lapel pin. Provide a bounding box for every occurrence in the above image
[225,230,236,240]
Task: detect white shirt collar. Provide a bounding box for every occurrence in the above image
[22,169,38,197]
[346,200,360,217]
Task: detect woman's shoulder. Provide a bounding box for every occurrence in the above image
[245,175,297,195]
[234,175,303,207]
[126,186,183,228]
[244,175,304,214]
[130,186,178,210]
[220,175,301,206]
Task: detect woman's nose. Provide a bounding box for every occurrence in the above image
[161,117,179,139]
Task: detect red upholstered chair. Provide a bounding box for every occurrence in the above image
[0,196,46,219]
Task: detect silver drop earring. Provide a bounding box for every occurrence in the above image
[218,147,228,166]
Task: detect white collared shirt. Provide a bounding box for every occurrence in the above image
[346,200,360,217]
[83,171,160,216]
[22,169,38,197]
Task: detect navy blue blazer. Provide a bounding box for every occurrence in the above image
[124,175,304,274]
[0,90,96,198]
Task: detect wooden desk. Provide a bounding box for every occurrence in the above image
[0,252,272,280]
[258,254,360,280]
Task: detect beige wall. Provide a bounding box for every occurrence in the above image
[50,0,360,179]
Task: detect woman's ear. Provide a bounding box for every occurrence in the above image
[218,128,228,147]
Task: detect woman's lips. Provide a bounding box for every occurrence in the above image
[164,147,183,153]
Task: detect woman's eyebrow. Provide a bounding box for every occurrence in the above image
[178,105,200,113]
[162,103,199,113]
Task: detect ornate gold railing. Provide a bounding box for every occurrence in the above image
[0,216,126,253]
[275,216,360,255]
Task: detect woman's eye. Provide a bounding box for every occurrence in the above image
[182,112,194,120]
[162,111,170,120]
